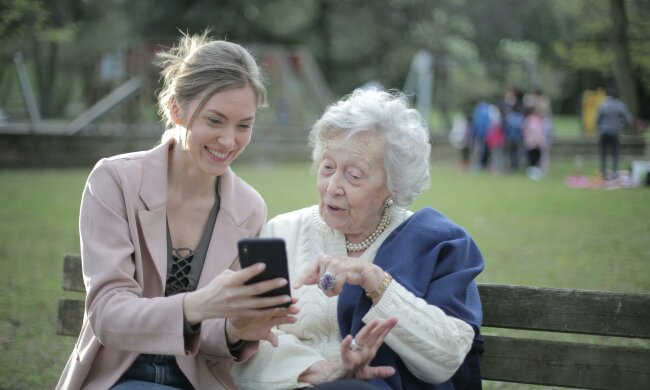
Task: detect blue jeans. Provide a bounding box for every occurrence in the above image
[112,380,182,390]
[113,354,193,390]
[310,379,377,389]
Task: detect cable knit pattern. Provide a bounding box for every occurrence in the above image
[363,282,474,382]
[231,205,478,389]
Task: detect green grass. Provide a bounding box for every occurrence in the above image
[1,155,649,389]
[552,115,584,139]
[237,158,649,293]
[0,170,86,389]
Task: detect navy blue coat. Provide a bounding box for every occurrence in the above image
[338,207,484,389]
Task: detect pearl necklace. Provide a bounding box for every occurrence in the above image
[346,208,391,252]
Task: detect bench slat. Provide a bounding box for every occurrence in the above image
[57,298,84,336]
[479,284,650,338]
[62,253,84,292]
[482,335,650,389]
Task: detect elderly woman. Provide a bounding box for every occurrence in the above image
[232,89,484,389]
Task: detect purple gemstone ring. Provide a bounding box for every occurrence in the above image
[318,272,336,291]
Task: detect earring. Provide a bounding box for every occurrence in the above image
[384,197,394,209]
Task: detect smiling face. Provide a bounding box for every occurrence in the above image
[175,85,257,177]
[316,132,391,241]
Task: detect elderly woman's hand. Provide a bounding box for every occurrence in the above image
[340,318,398,379]
[298,318,398,384]
[295,255,386,299]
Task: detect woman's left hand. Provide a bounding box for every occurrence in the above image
[340,317,398,380]
[298,317,398,384]
[226,298,300,347]
[294,255,385,297]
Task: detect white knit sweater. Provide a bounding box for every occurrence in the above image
[231,206,474,389]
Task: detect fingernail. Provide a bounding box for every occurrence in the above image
[278,278,287,286]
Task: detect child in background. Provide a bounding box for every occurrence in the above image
[522,107,546,180]
[486,107,505,174]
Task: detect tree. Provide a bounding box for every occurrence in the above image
[609,0,638,121]
[0,0,88,117]
[408,0,477,130]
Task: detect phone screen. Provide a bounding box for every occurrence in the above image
[237,237,291,307]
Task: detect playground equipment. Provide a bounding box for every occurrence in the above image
[257,45,333,136]
[13,52,41,132]
[67,77,142,135]
[13,51,142,135]
[402,50,433,125]
[10,45,331,137]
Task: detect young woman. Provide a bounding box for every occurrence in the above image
[57,32,297,390]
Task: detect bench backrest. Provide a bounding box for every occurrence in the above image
[58,254,85,337]
[480,284,650,389]
[58,254,650,389]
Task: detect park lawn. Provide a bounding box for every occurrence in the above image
[0,170,86,389]
[239,158,649,293]
[1,155,649,389]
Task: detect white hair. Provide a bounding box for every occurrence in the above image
[309,89,431,207]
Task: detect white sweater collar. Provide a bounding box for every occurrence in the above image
[307,205,412,261]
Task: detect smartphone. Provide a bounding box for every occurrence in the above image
[237,237,291,308]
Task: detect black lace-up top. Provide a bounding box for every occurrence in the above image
[165,177,220,297]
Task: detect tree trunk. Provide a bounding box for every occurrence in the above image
[32,0,64,118]
[609,0,638,131]
[42,42,60,116]
[316,0,333,83]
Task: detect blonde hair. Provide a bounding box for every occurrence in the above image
[156,30,267,144]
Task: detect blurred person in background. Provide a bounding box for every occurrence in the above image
[522,106,546,180]
[596,86,633,179]
[486,107,505,174]
[503,89,525,172]
[472,97,492,171]
[524,88,554,173]
[449,106,473,171]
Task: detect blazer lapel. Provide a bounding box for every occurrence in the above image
[137,141,172,291]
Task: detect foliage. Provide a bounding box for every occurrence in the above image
[0,0,49,40]
[0,0,127,117]
[1,0,650,123]
[548,0,650,117]
[0,169,84,389]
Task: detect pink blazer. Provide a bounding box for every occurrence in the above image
[57,140,267,390]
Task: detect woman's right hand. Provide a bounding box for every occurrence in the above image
[183,263,295,325]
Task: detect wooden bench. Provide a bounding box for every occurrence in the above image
[57,253,86,337]
[58,254,650,389]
